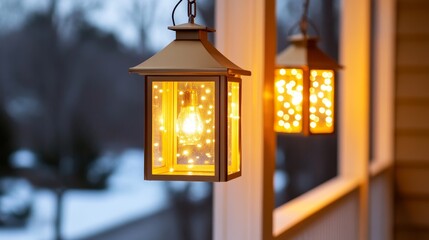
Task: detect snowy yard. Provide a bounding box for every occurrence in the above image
[0,150,170,240]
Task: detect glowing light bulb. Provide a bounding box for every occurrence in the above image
[176,89,204,145]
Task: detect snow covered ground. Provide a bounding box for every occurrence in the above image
[0,149,170,240]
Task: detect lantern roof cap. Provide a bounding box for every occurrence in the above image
[129,23,251,76]
[277,34,342,69]
[168,22,215,32]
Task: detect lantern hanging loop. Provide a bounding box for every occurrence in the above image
[299,0,310,35]
[187,0,197,24]
[286,0,320,37]
[171,0,197,26]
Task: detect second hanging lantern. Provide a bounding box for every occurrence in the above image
[274,0,342,135]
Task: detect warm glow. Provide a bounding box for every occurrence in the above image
[227,81,240,175]
[151,81,216,176]
[176,105,204,145]
[149,79,241,178]
[309,69,335,133]
[274,68,334,134]
[274,68,303,133]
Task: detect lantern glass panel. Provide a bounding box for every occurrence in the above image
[274,68,304,133]
[151,81,216,176]
[227,81,240,175]
[309,70,334,133]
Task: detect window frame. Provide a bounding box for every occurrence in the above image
[213,0,394,239]
[273,0,373,237]
[368,0,396,177]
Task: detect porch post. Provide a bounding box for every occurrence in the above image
[213,0,271,240]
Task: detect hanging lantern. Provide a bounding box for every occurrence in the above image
[274,0,341,135]
[130,0,250,181]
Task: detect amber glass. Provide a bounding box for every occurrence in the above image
[309,70,334,133]
[274,68,304,133]
[151,81,216,176]
[274,68,335,134]
[227,81,240,175]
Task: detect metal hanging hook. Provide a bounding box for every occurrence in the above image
[188,0,197,24]
[287,0,319,38]
[299,0,310,36]
[172,0,183,26]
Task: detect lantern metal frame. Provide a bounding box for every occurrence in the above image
[130,21,250,181]
[275,35,342,135]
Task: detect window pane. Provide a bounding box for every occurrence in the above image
[309,70,335,134]
[274,68,304,133]
[151,81,216,176]
[227,81,240,175]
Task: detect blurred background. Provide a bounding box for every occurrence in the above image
[0,0,214,239]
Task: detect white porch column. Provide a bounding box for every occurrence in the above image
[213,0,266,240]
[339,0,371,239]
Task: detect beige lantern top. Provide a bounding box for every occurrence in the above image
[129,23,251,76]
[276,34,342,70]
